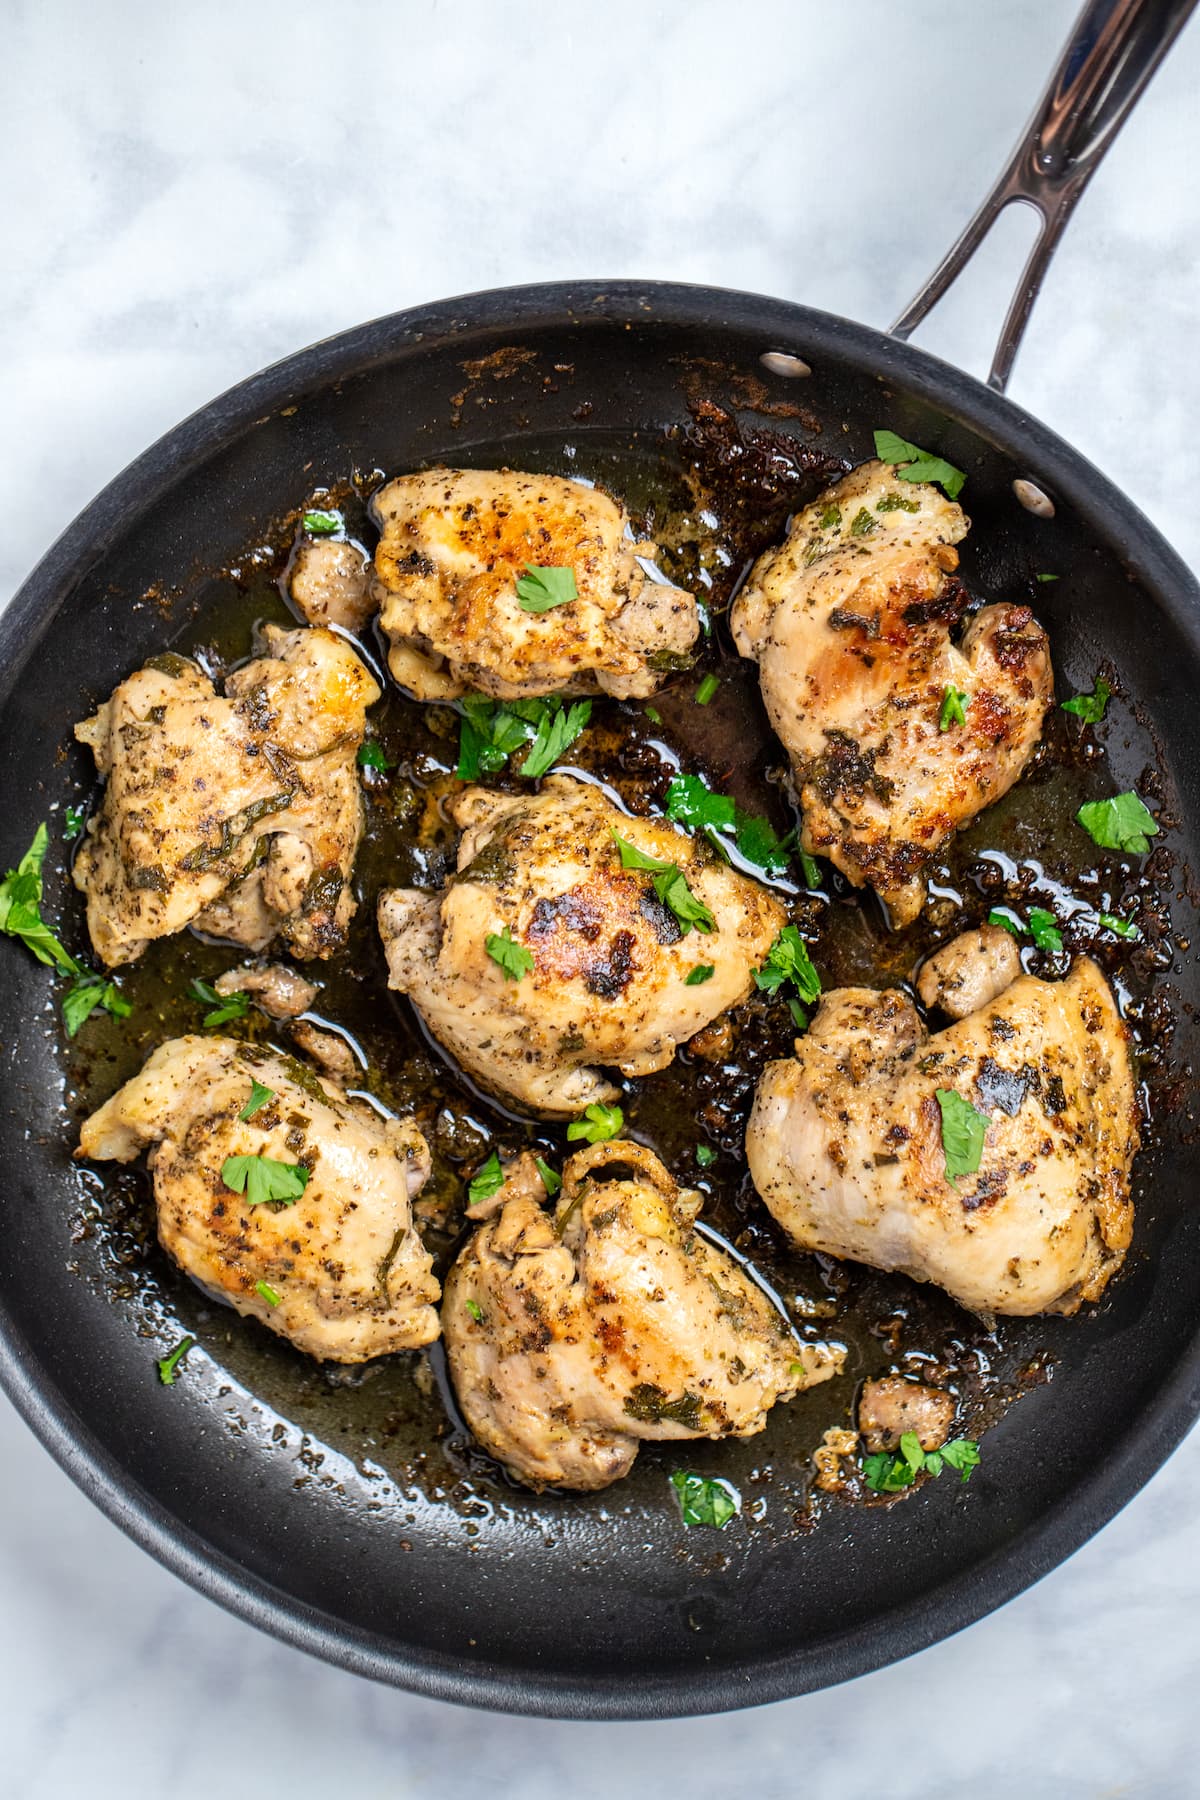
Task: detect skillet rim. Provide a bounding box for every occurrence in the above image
[2,276,1198,1720]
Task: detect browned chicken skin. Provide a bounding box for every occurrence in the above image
[73,626,380,966]
[377,776,784,1116]
[746,934,1137,1316]
[442,1140,842,1490]
[731,460,1053,926]
[370,467,698,700]
[77,1036,438,1362]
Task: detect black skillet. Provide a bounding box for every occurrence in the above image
[2,0,1199,1720]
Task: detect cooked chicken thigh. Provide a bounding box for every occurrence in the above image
[289,537,374,634]
[443,1140,841,1490]
[746,936,1137,1315]
[74,626,380,966]
[377,775,784,1115]
[731,460,1053,926]
[371,467,698,701]
[78,1036,438,1361]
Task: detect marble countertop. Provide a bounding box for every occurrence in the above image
[3,2,1198,1793]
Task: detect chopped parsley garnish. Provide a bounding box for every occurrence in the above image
[515,564,578,613]
[465,1298,484,1323]
[357,739,392,772]
[485,925,534,982]
[876,492,920,514]
[754,927,821,1032]
[664,773,793,876]
[669,1470,740,1529]
[817,501,842,530]
[938,685,968,731]
[862,1432,980,1493]
[0,824,77,972]
[610,831,715,934]
[535,1157,562,1197]
[238,1080,275,1121]
[987,905,1062,952]
[849,507,876,537]
[800,851,822,889]
[467,1151,505,1207]
[873,428,966,499]
[695,1145,716,1168]
[456,694,590,782]
[156,1337,194,1387]
[567,1101,624,1145]
[221,1153,310,1208]
[255,1280,281,1307]
[695,673,720,706]
[302,508,342,535]
[685,964,715,985]
[1061,677,1111,724]
[644,706,663,726]
[1036,572,1060,583]
[62,970,132,1037]
[1098,912,1141,940]
[189,977,250,1028]
[1076,792,1159,854]
[935,1089,989,1187]
[63,805,85,840]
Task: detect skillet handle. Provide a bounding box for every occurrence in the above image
[890,0,1197,392]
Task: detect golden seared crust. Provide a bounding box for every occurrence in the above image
[77,1035,438,1361]
[73,627,380,967]
[746,944,1138,1317]
[377,775,786,1115]
[442,1139,842,1490]
[370,467,699,700]
[732,459,1052,926]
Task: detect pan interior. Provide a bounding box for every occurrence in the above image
[2,288,1198,1717]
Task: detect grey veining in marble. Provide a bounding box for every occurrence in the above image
[3,1,1199,1794]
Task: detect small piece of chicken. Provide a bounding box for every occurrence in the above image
[731,459,1053,926]
[214,962,318,1020]
[74,627,380,966]
[917,924,1022,1019]
[746,936,1137,1316]
[377,775,784,1115]
[77,1036,438,1361]
[370,467,698,701]
[443,1140,841,1490]
[857,1377,955,1453]
[289,538,374,633]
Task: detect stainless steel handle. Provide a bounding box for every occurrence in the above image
[891,0,1198,392]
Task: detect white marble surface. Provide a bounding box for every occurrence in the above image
[3,0,1199,1792]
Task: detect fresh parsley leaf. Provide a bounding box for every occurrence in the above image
[521,699,591,779]
[685,964,715,985]
[1077,792,1159,854]
[1036,571,1060,583]
[238,1080,275,1121]
[669,1470,740,1529]
[849,507,876,537]
[465,1298,483,1323]
[665,774,737,835]
[467,1151,505,1207]
[939,1439,981,1480]
[302,508,342,535]
[0,825,79,973]
[357,739,392,772]
[63,805,85,840]
[938,685,968,731]
[987,907,1024,936]
[535,1157,562,1197]
[485,925,534,982]
[644,706,663,726]
[1097,912,1141,940]
[189,977,250,1028]
[255,1280,281,1307]
[754,926,821,1004]
[695,674,720,706]
[862,1433,979,1493]
[862,1449,918,1492]
[62,970,132,1037]
[610,831,715,934]
[732,813,793,875]
[1062,677,1111,724]
[1026,907,1063,953]
[695,1144,716,1168]
[566,1101,624,1145]
[800,852,823,889]
[873,428,966,499]
[935,1088,989,1187]
[156,1337,194,1386]
[221,1153,310,1207]
[515,564,578,613]
[788,996,809,1032]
